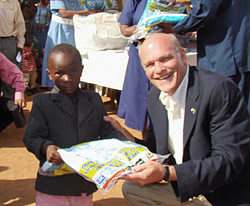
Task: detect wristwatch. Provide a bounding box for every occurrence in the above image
[163,165,170,181]
[159,165,170,183]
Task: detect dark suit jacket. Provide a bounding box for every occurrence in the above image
[137,67,250,205]
[173,0,250,76]
[23,87,126,196]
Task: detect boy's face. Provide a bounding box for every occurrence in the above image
[47,51,83,96]
[31,6,37,18]
[41,0,49,5]
[22,7,31,19]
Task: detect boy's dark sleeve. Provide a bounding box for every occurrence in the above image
[23,95,54,162]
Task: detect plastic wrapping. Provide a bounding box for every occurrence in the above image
[39,139,165,194]
[73,13,129,55]
[131,0,187,41]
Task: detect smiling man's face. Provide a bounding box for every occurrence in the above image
[140,34,187,96]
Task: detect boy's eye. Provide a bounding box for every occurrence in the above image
[71,69,81,75]
[55,71,63,76]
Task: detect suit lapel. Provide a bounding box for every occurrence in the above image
[77,90,94,123]
[157,100,169,154]
[183,67,200,148]
[50,87,77,119]
[149,88,169,154]
[51,88,95,122]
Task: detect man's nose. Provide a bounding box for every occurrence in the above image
[154,61,164,73]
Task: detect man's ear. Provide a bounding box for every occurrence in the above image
[46,69,53,80]
[180,47,187,64]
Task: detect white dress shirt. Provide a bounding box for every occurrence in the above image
[159,67,189,164]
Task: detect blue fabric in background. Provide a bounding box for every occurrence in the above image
[117,0,152,132]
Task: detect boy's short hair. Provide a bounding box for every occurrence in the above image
[21,0,31,10]
[47,44,82,65]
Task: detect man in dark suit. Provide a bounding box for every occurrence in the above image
[109,33,250,205]
[166,0,250,114]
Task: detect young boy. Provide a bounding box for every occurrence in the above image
[23,44,127,205]
[22,31,38,95]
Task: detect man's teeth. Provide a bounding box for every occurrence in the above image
[159,74,170,80]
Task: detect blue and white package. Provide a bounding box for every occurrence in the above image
[138,0,186,27]
[131,0,187,41]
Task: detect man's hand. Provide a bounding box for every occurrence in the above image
[17,47,23,55]
[175,0,191,5]
[120,161,166,185]
[14,99,26,110]
[157,23,176,34]
[46,145,64,165]
[103,116,136,142]
[103,115,123,131]
[120,24,137,37]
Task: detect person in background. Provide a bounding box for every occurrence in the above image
[161,0,250,114]
[22,32,38,96]
[0,0,25,63]
[107,33,250,205]
[30,2,38,19]
[23,43,127,205]
[0,0,25,104]
[21,1,37,34]
[35,0,51,81]
[21,2,38,56]
[117,0,152,135]
[41,0,102,88]
[0,52,26,132]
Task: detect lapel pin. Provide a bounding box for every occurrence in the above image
[190,108,196,114]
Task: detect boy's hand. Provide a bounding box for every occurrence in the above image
[46,145,64,165]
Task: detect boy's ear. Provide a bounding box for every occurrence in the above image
[46,69,53,80]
